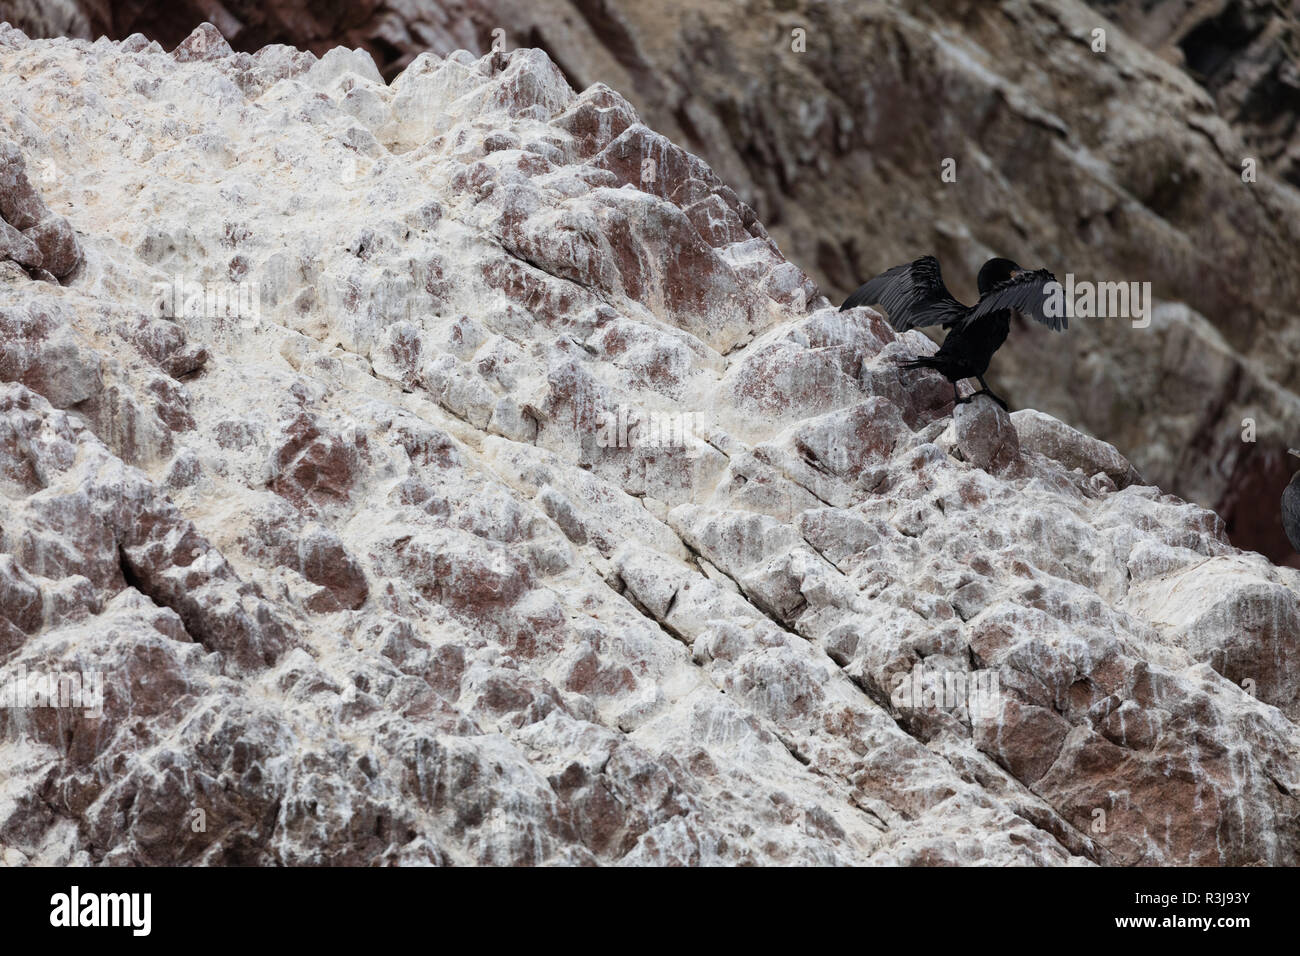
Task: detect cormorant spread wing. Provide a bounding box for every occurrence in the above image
[963,268,1064,331]
[839,255,969,331]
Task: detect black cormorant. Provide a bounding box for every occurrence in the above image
[840,255,1060,410]
[1284,449,1300,554]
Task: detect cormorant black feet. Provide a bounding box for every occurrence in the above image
[973,389,1009,411]
[952,382,1009,412]
[974,376,1009,411]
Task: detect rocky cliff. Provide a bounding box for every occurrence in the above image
[22,0,1296,565]
[1088,0,1300,189]
[1,22,1299,866]
[390,0,1300,568]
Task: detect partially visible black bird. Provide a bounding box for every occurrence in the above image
[1284,449,1300,554]
[840,255,1061,410]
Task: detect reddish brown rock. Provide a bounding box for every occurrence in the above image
[269,412,361,512]
[0,28,1295,871]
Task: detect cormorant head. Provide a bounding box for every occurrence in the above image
[977,257,1022,295]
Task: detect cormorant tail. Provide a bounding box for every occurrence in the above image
[899,355,944,372]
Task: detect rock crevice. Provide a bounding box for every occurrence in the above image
[0,23,1297,866]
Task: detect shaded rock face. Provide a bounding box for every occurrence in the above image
[0,22,1298,867]
[21,0,1300,563]
[1088,0,1300,189]
[0,136,82,280]
[421,0,1300,569]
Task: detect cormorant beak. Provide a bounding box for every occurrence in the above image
[1290,448,1300,459]
[1010,269,1023,278]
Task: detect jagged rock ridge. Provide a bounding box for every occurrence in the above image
[1,22,1299,865]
